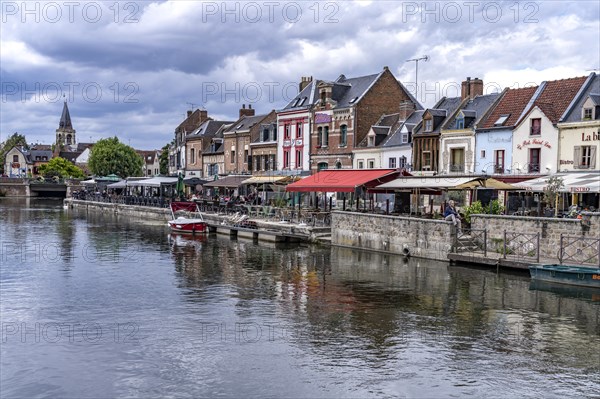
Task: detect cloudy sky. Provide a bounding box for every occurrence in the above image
[1,0,598,150]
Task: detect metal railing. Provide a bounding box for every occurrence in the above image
[454,228,487,256]
[559,235,600,267]
[503,231,540,262]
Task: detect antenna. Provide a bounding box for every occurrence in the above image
[405,55,429,101]
[186,102,197,110]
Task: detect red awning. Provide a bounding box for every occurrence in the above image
[286,169,399,192]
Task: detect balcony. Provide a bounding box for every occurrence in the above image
[450,164,465,173]
[494,165,504,174]
[528,163,540,173]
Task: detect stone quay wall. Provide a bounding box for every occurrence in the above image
[0,178,29,197]
[331,211,455,261]
[471,213,600,260]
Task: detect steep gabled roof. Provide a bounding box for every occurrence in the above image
[561,73,599,123]
[282,80,321,111]
[523,76,588,125]
[383,110,425,147]
[333,72,381,108]
[443,93,501,130]
[414,96,463,135]
[479,86,538,129]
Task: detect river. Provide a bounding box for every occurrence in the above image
[1,198,599,398]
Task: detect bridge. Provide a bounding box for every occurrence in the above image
[0,178,81,198]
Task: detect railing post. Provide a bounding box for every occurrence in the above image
[503,230,507,259]
[536,232,540,263]
[343,196,346,211]
[484,229,487,257]
[559,234,563,264]
[386,199,389,215]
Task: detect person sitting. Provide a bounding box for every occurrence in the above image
[444,200,462,233]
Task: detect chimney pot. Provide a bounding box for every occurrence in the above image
[187,110,192,117]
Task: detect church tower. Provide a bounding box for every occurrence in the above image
[56,101,76,149]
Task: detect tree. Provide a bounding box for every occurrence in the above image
[544,176,564,217]
[159,143,170,175]
[0,133,28,174]
[88,137,143,178]
[38,157,86,179]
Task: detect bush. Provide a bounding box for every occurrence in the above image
[462,200,505,224]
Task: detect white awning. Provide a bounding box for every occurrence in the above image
[107,180,127,189]
[126,177,177,187]
[375,176,479,191]
[513,172,600,193]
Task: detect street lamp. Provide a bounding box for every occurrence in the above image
[406,55,429,101]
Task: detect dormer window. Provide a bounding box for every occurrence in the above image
[262,128,269,142]
[401,131,409,144]
[424,119,433,132]
[455,116,465,129]
[299,97,307,106]
[320,91,326,105]
[368,135,375,147]
[293,98,301,107]
[583,108,593,120]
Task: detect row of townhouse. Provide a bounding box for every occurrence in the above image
[168,68,599,180]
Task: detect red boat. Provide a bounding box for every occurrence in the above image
[167,201,208,234]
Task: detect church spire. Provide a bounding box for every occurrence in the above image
[59,100,73,130]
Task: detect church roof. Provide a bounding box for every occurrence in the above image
[59,101,73,130]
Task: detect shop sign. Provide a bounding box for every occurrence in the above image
[516,139,552,150]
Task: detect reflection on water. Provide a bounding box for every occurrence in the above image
[1,198,599,398]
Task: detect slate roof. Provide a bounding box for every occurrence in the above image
[282,80,321,110]
[479,86,538,129]
[413,97,463,135]
[136,150,157,165]
[187,120,233,139]
[383,110,424,147]
[443,93,501,130]
[333,72,380,108]
[29,150,53,161]
[561,73,600,123]
[76,143,94,152]
[59,151,81,163]
[224,113,272,134]
[58,101,73,130]
[525,76,588,124]
[357,113,401,147]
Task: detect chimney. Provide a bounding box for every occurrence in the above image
[461,77,484,100]
[470,77,483,99]
[239,104,255,118]
[399,100,416,120]
[299,76,313,92]
[187,110,192,118]
[198,109,208,123]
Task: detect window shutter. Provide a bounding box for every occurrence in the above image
[590,146,597,169]
[573,146,581,169]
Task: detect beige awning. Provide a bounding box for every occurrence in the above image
[455,178,518,190]
[374,175,518,191]
[242,175,289,184]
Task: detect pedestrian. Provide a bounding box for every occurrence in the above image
[444,200,462,234]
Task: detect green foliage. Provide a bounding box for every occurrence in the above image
[543,176,564,217]
[462,200,505,223]
[160,144,169,175]
[88,137,143,178]
[38,157,85,179]
[0,133,28,174]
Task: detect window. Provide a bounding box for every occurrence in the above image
[230,150,235,163]
[284,124,291,139]
[530,118,541,136]
[450,148,465,172]
[401,131,409,144]
[296,122,302,138]
[340,124,347,147]
[583,108,593,120]
[422,151,431,170]
[317,127,323,147]
[424,119,433,132]
[494,150,505,174]
[494,114,510,126]
[295,149,302,168]
[13,155,18,162]
[349,96,358,104]
[244,149,248,163]
[270,127,277,142]
[481,150,486,158]
[335,161,342,169]
[262,128,269,142]
[317,162,328,170]
[358,161,364,169]
[368,136,375,146]
[455,116,464,129]
[323,126,329,146]
[575,146,596,169]
[320,91,326,105]
[270,155,276,170]
[368,159,375,169]
[399,156,407,168]
[528,148,541,172]
[283,150,290,168]
[389,157,397,168]
[299,97,307,106]
[190,148,195,164]
[66,134,72,145]
[147,169,151,176]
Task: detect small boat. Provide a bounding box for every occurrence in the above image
[168,201,208,234]
[528,264,600,288]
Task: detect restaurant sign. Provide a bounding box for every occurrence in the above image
[571,187,591,192]
[516,139,552,150]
